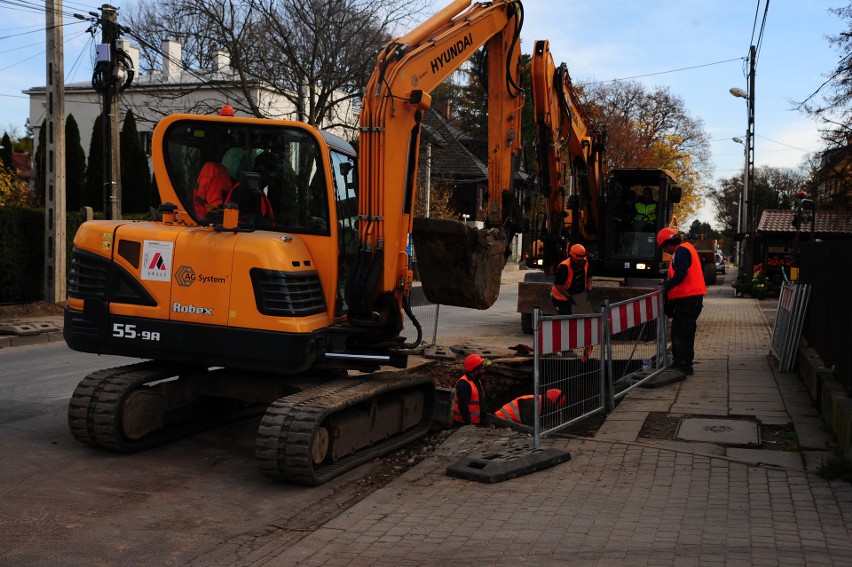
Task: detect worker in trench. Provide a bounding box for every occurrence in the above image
[493,389,567,427]
[453,354,490,426]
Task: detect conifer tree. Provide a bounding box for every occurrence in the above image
[65,115,87,211]
[120,110,152,214]
[84,115,104,212]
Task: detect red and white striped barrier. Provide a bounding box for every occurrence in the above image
[608,292,661,334]
[537,316,601,355]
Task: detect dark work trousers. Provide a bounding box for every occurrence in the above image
[668,295,703,366]
[552,297,575,316]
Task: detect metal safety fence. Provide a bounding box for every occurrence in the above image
[606,290,667,403]
[532,288,667,447]
[533,310,606,447]
[770,282,812,372]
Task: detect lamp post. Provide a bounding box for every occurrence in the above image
[729,45,756,280]
[731,136,745,271]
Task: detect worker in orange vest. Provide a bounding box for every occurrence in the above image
[551,244,592,316]
[656,228,707,376]
[494,389,567,426]
[453,354,490,425]
[551,244,594,361]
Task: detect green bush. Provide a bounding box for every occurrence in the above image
[0,207,83,303]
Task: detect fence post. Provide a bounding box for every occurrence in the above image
[602,299,615,412]
[533,307,541,449]
[657,284,667,369]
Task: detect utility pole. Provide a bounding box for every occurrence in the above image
[98,4,121,219]
[743,45,756,279]
[44,0,67,304]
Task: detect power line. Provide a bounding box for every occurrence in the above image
[581,57,745,86]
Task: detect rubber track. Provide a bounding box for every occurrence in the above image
[67,361,262,452]
[256,374,436,486]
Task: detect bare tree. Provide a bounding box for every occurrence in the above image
[708,166,806,239]
[795,3,852,149]
[124,0,429,130]
[583,80,711,219]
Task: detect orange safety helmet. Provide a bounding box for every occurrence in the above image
[546,388,567,409]
[464,354,488,373]
[569,244,587,261]
[656,228,678,247]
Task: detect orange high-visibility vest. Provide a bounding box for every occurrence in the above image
[667,242,707,299]
[551,258,590,301]
[453,375,484,424]
[494,395,538,423]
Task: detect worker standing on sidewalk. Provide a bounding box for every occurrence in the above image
[656,228,706,375]
[453,354,490,426]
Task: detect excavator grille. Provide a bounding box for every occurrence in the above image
[68,249,156,306]
[250,269,327,317]
[68,249,109,298]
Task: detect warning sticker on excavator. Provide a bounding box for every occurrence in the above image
[141,240,174,281]
[102,232,112,250]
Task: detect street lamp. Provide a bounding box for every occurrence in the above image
[729,87,748,99]
[730,49,756,280]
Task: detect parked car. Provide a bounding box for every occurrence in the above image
[715,251,726,274]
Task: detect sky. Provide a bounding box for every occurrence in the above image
[0,0,846,227]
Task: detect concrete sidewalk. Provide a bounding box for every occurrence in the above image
[265,274,852,566]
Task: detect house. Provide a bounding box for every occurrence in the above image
[418,107,529,262]
[755,208,852,276]
[25,40,357,163]
[810,145,852,209]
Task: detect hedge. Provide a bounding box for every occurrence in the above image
[0,207,84,304]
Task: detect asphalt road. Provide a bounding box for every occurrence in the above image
[0,275,534,566]
[0,346,433,566]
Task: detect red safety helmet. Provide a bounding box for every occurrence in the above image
[656,228,678,247]
[569,244,587,261]
[546,388,567,409]
[464,354,488,373]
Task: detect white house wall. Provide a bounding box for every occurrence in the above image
[29,81,358,166]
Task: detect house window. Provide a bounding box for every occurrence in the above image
[138,131,152,156]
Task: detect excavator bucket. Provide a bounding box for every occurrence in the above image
[411,217,508,309]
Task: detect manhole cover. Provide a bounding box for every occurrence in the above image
[675,418,759,445]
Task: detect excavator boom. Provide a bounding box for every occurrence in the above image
[350,0,525,313]
[528,39,606,272]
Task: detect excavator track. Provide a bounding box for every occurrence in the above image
[67,361,267,452]
[256,374,436,486]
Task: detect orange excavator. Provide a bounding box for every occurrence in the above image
[517,40,682,331]
[63,0,525,485]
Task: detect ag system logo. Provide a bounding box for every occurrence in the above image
[174,265,226,288]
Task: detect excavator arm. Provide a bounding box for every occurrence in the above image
[528,39,606,272]
[346,0,525,323]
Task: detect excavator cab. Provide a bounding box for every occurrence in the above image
[161,116,333,233]
[600,168,681,279]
